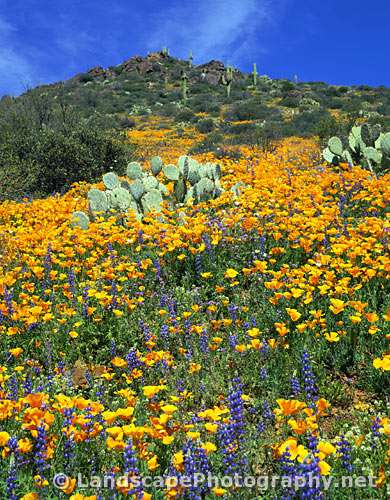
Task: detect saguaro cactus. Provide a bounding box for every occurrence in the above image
[253,63,257,86]
[181,71,188,104]
[221,65,233,98]
[189,50,193,68]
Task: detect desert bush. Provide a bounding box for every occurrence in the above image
[195,118,215,133]
[0,91,134,199]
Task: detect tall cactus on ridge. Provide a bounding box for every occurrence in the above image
[181,71,188,104]
[253,63,257,86]
[221,65,233,98]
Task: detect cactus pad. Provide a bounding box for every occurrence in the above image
[88,188,109,213]
[151,156,163,176]
[103,172,120,190]
[163,164,180,181]
[71,211,90,230]
[126,162,143,180]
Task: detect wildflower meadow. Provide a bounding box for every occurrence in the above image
[0,120,389,499]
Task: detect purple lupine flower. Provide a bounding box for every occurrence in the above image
[218,377,247,474]
[123,439,143,498]
[229,333,238,349]
[153,259,162,281]
[290,376,301,397]
[4,287,14,317]
[371,416,381,441]
[34,425,48,476]
[23,374,33,396]
[139,320,152,345]
[126,348,144,371]
[260,367,267,381]
[6,437,18,500]
[228,303,238,322]
[200,329,209,353]
[84,407,95,443]
[85,369,93,387]
[194,254,202,278]
[259,233,266,257]
[107,242,115,260]
[183,439,211,499]
[82,286,90,318]
[160,324,169,346]
[7,374,18,401]
[293,434,323,499]
[160,293,168,308]
[63,408,75,471]
[301,351,318,403]
[257,420,266,435]
[68,268,76,300]
[279,450,297,499]
[218,422,239,475]
[96,382,106,406]
[109,280,118,310]
[337,434,353,472]
[262,400,274,423]
[110,340,117,358]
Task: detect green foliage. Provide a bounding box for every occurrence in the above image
[195,118,215,133]
[78,73,94,83]
[0,90,134,200]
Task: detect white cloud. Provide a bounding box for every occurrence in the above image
[0,16,35,95]
[146,0,274,64]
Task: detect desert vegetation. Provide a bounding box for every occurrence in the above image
[0,52,389,499]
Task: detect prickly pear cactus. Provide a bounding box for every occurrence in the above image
[103,172,120,190]
[328,137,343,157]
[126,162,143,180]
[110,187,134,211]
[72,155,225,229]
[88,189,109,213]
[174,178,187,203]
[141,189,163,214]
[163,165,180,181]
[71,211,90,230]
[143,175,159,191]
[151,156,163,176]
[381,132,390,156]
[129,179,145,201]
[323,122,390,175]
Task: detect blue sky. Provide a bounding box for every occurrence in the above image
[0,0,389,96]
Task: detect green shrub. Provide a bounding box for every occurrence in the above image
[174,109,196,123]
[195,118,215,133]
[0,123,134,199]
[78,73,94,83]
[225,101,277,121]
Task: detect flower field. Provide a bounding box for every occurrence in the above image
[0,125,389,499]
